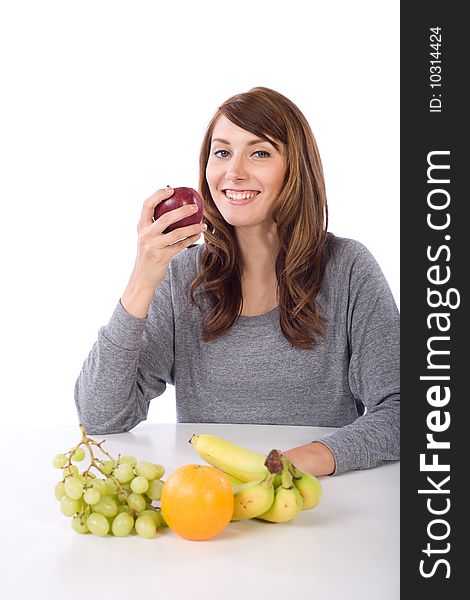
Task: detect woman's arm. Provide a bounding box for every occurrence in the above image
[74,275,175,435]
[74,188,205,435]
[285,242,400,475]
[325,244,400,474]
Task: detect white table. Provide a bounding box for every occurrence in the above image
[0,422,399,599]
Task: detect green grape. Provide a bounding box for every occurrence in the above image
[64,477,83,500]
[136,461,160,480]
[64,464,79,477]
[111,512,134,537]
[71,447,86,462]
[117,489,129,503]
[158,509,168,528]
[130,476,149,494]
[113,463,134,484]
[53,454,68,469]
[71,515,89,534]
[135,515,157,539]
[83,488,101,505]
[117,504,132,514]
[127,493,146,512]
[140,509,162,528]
[146,479,164,501]
[54,481,66,501]
[153,464,165,479]
[86,513,109,536]
[104,478,119,496]
[119,455,137,468]
[99,459,115,475]
[91,479,107,495]
[60,495,82,517]
[93,496,118,517]
[93,495,119,518]
[80,474,94,489]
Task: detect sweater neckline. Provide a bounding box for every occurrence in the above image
[236,306,279,326]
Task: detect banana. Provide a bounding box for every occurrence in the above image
[224,473,246,487]
[231,479,262,497]
[189,433,270,482]
[288,463,322,510]
[231,472,276,521]
[257,455,303,523]
[256,484,303,523]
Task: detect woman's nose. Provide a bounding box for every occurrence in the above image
[226,156,247,182]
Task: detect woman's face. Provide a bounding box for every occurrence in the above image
[205,115,287,229]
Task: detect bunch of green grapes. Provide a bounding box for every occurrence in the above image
[53,425,167,538]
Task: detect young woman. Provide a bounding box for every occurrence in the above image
[75,87,400,476]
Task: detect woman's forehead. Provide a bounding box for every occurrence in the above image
[211,115,281,149]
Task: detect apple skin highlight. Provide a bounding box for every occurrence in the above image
[154,187,204,233]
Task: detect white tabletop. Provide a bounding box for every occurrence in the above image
[0,422,399,600]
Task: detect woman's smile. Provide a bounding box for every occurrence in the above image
[223,189,260,204]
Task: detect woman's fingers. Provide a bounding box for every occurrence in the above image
[153,204,201,235]
[167,231,204,255]
[138,187,175,229]
[163,222,207,246]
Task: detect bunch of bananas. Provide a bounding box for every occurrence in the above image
[189,434,322,523]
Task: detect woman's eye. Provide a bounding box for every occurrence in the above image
[253,150,270,158]
[214,149,230,158]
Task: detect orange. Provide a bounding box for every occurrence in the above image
[161,464,234,541]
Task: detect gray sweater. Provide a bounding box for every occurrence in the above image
[74,235,400,475]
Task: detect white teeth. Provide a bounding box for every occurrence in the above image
[225,190,259,200]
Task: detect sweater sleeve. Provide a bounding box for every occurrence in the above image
[74,269,175,435]
[318,243,400,474]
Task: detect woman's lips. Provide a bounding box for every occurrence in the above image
[223,190,260,204]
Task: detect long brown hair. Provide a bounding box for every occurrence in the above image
[189,86,329,349]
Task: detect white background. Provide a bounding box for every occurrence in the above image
[0,1,399,431]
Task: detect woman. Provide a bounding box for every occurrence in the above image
[75,87,400,476]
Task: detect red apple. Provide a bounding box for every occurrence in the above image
[153,187,204,233]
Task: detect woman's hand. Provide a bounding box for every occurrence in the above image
[121,187,206,318]
[283,441,336,477]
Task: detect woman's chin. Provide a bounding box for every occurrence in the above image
[215,211,248,228]
[218,212,275,231]
[214,205,272,230]
[222,217,257,228]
